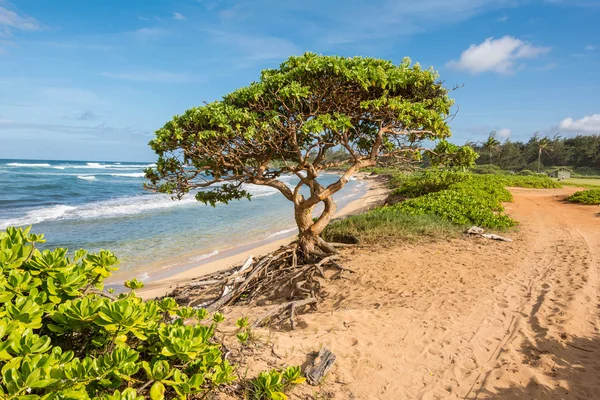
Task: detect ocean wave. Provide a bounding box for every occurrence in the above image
[244,183,278,198]
[109,173,145,178]
[267,228,297,239]
[0,205,76,229]
[0,194,199,228]
[189,250,219,262]
[137,272,150,282]
[6,163,51,167]
[67,164,153,170]
[77,175,96,181]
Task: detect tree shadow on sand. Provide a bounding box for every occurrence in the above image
[472,332,600,399]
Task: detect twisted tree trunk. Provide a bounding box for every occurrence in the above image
[295,196,338,258]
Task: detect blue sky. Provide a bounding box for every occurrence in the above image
[0,0,598,161]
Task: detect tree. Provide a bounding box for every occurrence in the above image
[482,132,501,164]
[536,135,553,173]
[429,140,478,170]
[145,53,464,259]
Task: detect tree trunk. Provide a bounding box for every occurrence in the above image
[294,196,338,259]
[538,149,541,173]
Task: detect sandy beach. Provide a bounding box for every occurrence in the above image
[139,172,389,300]
[219,186,600,399]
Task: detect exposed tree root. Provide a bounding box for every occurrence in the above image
[167,242,354,325]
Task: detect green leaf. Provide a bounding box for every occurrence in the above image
[150,381,165,400]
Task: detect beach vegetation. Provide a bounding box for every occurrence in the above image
[249,367,305,400]
[0,226,303,399]
[145,53,475,259]
[325,171,561,239]
[567,188,600,205]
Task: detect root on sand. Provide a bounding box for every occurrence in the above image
[167,242,354,327]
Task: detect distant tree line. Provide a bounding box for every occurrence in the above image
[469,132,600,174]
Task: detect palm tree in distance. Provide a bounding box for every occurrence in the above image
[482,132,501,164]
[537,135,553,173]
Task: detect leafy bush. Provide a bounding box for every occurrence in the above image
[0,227,302,400]
[470,164,504,175]
[396,183,516,229]
[249,366,305,400]
[480,174,561,189]
[567,189,600,205]
[391,174,560,229]
[517,169,535,176]
[392,170,471,198]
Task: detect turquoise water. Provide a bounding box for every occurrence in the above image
[0,159,364,282]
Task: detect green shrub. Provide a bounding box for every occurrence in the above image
[478,174,561,189]
[396,185,517,229]
[0,227,301,400]
[249,366,305,400]
[567,189,600,205]
[391,174,559,229]
[392,170,471,198]
[470,164,504,175]
[517,169,535,176]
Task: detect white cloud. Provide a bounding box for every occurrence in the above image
[497,14,508,22]
[134,27,168,36]
[559,114,600,133]
[585,45,595,51]
[173,12,186,21]
[0,4,41,31]
[447,36,551,74]
[101,70,194,83]
[497,128,512,139]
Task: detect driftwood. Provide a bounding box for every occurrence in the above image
[206,255,271,312]
[306,346,337,385]
[481,233,513,242]
[466,226,512,242]
[252,297,317,328]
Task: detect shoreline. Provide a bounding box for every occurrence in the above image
[138,173,388,299]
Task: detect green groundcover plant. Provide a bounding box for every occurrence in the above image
[0,227,302,400]
[393,173,560,228]
[335,171,559,233]
[567,188,600,205]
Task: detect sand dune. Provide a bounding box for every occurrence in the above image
[227,187,600,399]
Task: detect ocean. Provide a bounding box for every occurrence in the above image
[0,159,364,284]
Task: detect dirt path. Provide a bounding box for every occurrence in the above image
[230,187,600,399]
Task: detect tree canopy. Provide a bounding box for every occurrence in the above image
[146,53,467,256]
[470,133,600,173]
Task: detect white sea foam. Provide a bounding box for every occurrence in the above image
[77,175,96,181]
[137,273,150,282]
[190,250,219,262]
[6,163,51,167]
[267,228,297,238]
[0,205,76,229]
[53,166,66,170]
[243,183,278,198]
[109,173,145,178]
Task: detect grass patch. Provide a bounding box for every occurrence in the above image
[567,188,600,205]
[323,211,461,244]
[563,178,600,188]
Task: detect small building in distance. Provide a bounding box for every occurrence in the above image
[548,168,571,180]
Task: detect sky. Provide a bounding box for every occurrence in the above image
[0,0,599,162]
